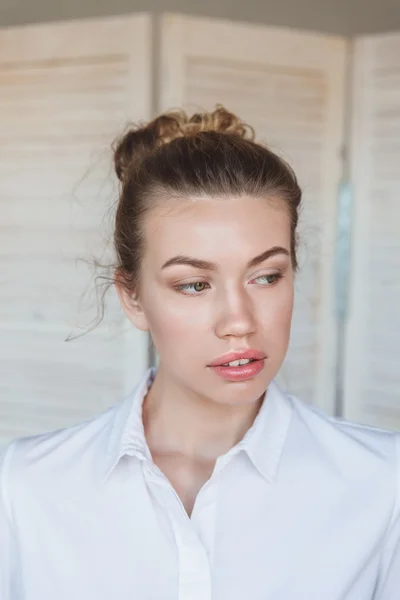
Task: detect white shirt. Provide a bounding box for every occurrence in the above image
[1,368,399,600]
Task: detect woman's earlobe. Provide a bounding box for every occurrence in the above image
[115,285,149,331]
[128,299,149,332]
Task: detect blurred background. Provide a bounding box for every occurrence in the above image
[0,0,399,444]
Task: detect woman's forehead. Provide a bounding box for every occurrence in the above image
[147,195,290,235]
[143,195,291,263]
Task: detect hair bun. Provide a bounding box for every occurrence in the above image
[113,105,254,183]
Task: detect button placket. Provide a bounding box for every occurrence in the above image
[143,463,212,600]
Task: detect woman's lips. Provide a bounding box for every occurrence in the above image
[209,358,265,382]
[208,349,266,367]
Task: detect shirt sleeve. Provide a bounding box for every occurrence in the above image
[373,434,400,600]
[0,443,16,600]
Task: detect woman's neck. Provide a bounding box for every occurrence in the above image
[142,367,263,462]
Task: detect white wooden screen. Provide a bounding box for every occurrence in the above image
[344,33,400,431]
[0,15,151,444]
[160,14,348,412]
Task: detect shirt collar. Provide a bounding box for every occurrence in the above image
[102,368,156,482]
[239,380,293,482]
[102,369,293,484]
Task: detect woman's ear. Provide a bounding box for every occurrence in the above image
[114,278,149,332]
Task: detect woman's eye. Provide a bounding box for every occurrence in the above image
[253,273,282,285]
[175,282,210,295]
[175,274,281,294]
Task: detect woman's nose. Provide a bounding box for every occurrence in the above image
[214,290,257,340]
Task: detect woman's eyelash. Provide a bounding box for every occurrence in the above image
[174,282,210,295]
[174,273,283,295]
[253,273,283,285]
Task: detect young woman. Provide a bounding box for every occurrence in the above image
[0,106,399,599]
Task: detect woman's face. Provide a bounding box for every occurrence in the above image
[119,195,294,406]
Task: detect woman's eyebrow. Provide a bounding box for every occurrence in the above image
[161,246,290,271]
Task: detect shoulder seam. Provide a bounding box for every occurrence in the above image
[394,435,400,524]
[382,434,400,550]
[290,395,395,436]
[0,442,17,533]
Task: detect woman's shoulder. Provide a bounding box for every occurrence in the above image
[279,389,400,533]
[0,399,123,496]
[285,390,399,477]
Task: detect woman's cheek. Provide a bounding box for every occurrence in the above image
[147,295,210,339]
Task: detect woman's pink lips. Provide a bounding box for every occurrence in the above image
[208,349,266,367]
[209,359,265,382]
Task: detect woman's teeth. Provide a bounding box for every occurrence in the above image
[221,358,254,367]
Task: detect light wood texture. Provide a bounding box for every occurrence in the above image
[0,14,152,443]
[345,33,400,430]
